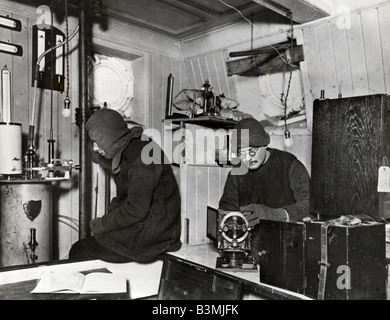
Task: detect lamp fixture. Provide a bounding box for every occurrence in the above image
[0,15,22,31]
[284,129,293,148]
[62,96,71,118]
[0,41,23,56]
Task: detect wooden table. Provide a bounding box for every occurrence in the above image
[0,279,128,300]
[0,258,163,300]
[159,244,311,300]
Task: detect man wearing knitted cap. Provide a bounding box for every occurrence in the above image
[219,117,311,227]
[69,108,182,263]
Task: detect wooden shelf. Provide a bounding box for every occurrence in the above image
[163,116,237,129]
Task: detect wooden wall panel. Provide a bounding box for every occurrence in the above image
[303,4,390,100]
[0,12,30,136]
[328,20,354,98]
[184,165,196,244]
[302,27,324,99]
[346,12,369,97]
[186,51,237,99]
[208,167,221,209]
[268,129,312,175]
[315,22,339,99]
[150,55,188,134]
[195,166,209,244]
[184,165,231,245]
[378,5,390,93]
[188,57,204,90]
[10,16,29,131]
[360,9,386,94]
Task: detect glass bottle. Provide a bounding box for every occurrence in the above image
[202,80,214,116]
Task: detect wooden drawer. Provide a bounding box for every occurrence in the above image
[158,258,241,300]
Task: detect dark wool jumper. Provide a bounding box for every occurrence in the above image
[86,110,182,262]
[94,136,182,262]
[219,148,310,222]
[94,135,182,262]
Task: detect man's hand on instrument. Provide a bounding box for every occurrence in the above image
[240,204,289,227]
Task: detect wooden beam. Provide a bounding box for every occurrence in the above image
[252,0,331,24]
[229,41,293,57]
[252,0,292,19]
[226,45,304,76]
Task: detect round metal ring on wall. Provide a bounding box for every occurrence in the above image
[88,54,134,115]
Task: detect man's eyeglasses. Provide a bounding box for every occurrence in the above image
[237,147,259,159]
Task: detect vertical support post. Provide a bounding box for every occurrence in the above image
[78,0,91,239]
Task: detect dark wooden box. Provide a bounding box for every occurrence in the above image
[305,221,387,300]
[311,94,390,219]
[254,220,306,294]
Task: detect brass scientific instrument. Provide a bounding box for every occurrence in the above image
[210,209,257,271]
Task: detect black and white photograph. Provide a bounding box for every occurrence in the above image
[0,0,389,308]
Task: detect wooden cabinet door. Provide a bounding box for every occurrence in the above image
[311,94,390,218]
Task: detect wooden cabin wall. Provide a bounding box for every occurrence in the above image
[182,13,292,105]
[0,1,188,259]
[181,1,390,172]
[76,22,188,257]
[149,54,189,132]
[177,1,390,243]
[2,0,389,257]
[0,5,80,260]
[181,13,312,163]
[302,2,390,100]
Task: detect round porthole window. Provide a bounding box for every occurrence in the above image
[88,54,134,116]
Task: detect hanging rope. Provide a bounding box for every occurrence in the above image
[280,11,294,130]
[65,0,70,99]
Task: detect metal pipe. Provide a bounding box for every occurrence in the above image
[31,25,79,127]
[78,0,91,239]
[165,73,174,118]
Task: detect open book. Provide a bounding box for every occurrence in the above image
[30,270,127,294]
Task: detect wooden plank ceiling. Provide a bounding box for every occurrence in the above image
[10,0,331,40]
[100,0,331,40]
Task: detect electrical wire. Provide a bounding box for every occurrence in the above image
[251,13,254,51]
[218,0,302,132]
[49,7,55,162]
[281,12,295,129]
[217,0,300,70]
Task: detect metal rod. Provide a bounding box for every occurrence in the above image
[78,0,91,239]
[49,8,55,164]
[165,73,174,118]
